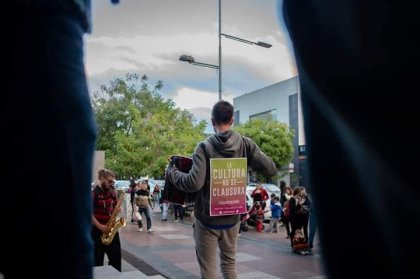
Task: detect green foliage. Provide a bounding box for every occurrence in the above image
[233,118,295,181]
[92,73,206,179]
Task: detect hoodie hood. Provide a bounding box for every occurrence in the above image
[207,130,242,157]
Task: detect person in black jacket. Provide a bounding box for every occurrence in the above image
[167,100,277,279]
[129,179,137,223]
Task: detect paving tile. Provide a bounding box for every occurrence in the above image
[118,208,326,279]
[159,234,192,240]
[237,271,282,279]
[236,252,262,262]
[153,227,181,232]
[175,261,201,277]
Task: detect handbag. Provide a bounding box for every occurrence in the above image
[134,211,142,221]
[133,205,142,221]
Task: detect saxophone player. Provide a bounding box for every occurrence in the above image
[91,168,122,272]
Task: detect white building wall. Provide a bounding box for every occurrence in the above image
[233,76,299,125]
[233,76,305,187]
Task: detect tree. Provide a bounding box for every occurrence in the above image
[92,73,206,179]
[233,118,294,181]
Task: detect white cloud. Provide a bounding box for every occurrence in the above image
[86,0,297,132]
[169,87,237,133]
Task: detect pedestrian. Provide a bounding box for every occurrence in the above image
[152,183,161,209]
[166,100,277,278]
[308,202,317,252]
[160,197,169,222]
[91,168,122,272]
[266,196,282,233]
[173,203,184,223]
[280,186,293,238]
[251,183,270,210]
[135,180,155,233]
[129,179,137,223]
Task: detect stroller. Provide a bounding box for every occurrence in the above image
[239,213,249,232]
[292,229,311,255]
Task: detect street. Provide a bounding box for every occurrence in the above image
[112,203,326,279]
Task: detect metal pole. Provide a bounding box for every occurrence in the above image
[218,0,222,100]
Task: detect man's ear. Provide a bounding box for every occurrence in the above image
[230,118,234,126]
[211,118,216,126]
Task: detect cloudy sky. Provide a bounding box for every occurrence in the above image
[85,0,297,132]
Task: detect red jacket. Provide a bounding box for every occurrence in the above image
[251,187,269,202]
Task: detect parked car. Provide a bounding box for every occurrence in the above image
[246,183,280,199]
[114,180,131,193]
[246,191,253,210]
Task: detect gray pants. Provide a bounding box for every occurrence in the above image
[266,217,280,232]
[193,219,240,279]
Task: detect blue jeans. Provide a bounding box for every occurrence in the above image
[308,211,317,248]
[138,206,153,230]
[2,6,96,279]
[174,204,184,221]
[161,202,169,220]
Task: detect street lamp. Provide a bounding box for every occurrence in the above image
[220,33,272,48]
[179,0,272,101]
[179,55,219,70]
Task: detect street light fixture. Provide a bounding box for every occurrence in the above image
[179,55,219,70]
[220,33,272,48]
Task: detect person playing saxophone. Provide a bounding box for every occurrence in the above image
[92,168,122,272]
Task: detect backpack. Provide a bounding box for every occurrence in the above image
[283,199,291,218]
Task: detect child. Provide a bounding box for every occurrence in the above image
[248,202,266,232]
[266,196,282,233]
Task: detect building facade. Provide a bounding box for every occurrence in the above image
[233,76,307,188]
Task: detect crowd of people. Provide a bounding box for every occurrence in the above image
[242,181,317,255]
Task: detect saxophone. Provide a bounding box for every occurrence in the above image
[101,189,126,245]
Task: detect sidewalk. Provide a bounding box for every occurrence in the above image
[116,206,326,279]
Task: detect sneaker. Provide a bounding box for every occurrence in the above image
[173,219,179,223]
[238,233,241,237]
[138,228,143,232]
[147,228,154,233]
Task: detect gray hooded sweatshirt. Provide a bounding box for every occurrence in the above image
[167,130,277,226]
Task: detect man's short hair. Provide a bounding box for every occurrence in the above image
[211,100,234,125]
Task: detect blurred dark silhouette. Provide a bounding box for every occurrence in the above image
[280,1,419,277]
[1,1,108,278]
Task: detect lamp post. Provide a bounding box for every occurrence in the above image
[180,0,272,100]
